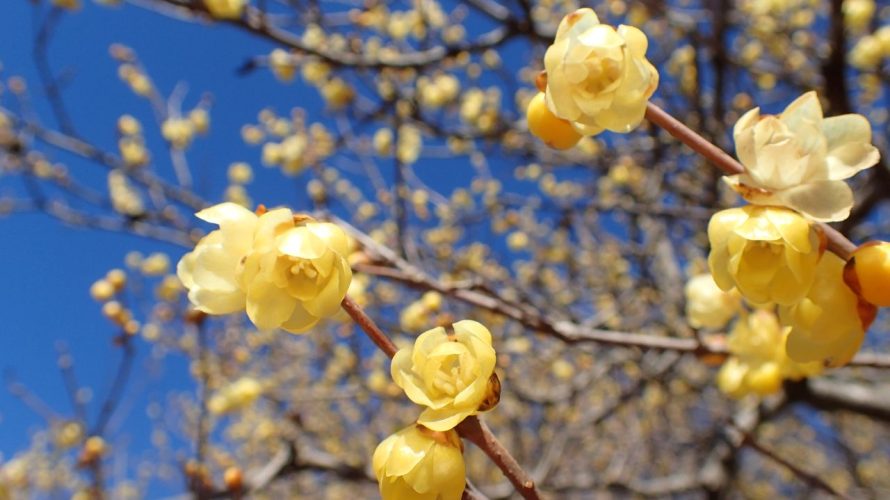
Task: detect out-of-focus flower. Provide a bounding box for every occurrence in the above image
[204,0,246,19]
[189,109,210,134]
[208,377,263,414]
[526,92,582,150]
[684,273,742,329]
[543,8,659,135]
[391,320,498,431]
[400,292,444,332]
[708,205,822,305]
[726,92,879,222]
[161,118,195,150]
[53,0,81,10]
[177,203,352,333]
[372,424,465,500]
[108,170,145,217]
[269,49,297,82]
[717,309,821,398]
[846,241,890,306]
[844,0,875,31]
[781,253,875,367]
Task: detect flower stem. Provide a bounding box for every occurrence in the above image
[457,416,542,500]
[645,102,857,260]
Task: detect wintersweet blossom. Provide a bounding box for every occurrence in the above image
[372,425,465,500]
[391,320,498,431]
[176,202,352,333]
[725,92,880,222]
[543,8,659,135]
[207,377,263,414]
[717,309,821,398]
[204,0,246,19]
[684,273,742,329]
[708,205,822,306]
[781,253,875,368]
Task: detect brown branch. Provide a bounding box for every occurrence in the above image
[456,416,540,500]
[645,102,858,260]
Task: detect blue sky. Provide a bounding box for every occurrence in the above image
[0,0,323,493]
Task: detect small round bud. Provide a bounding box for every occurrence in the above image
[223,466,243,491]
[845,241,890,306]
[105,269,127,291]
[526,92,581,150]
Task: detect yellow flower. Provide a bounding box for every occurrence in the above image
[684,273,742,329]
[543,8,659,136]
[269,49,296,82]
[708,206,822,306]
[846,241,890,307]
[372,425,465,500]
[108,170,145,217]
[391,320,497,431]
[161,118,195,150]
[526,92,582,150]
[781,253,875,367]
[176,203,353,333]
[726,92,879,222]
[204,0,246,19]
[717,309,821,398]
[843,0,875,31]
[208,377,263,414]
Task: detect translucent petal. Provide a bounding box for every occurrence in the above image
[777,180,854,222]
[826,142,880,180]
[280,301,320,334]
[384,428,434,477]
[418,406,472,432]
[278,226,327,260]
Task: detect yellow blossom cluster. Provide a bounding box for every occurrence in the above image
[248,109,335,176]
[117,115,150,168]
[399,291,444,332]
[373,320,499,499]
[717,309,821,398]
[108,170,145,217]
[705,92,881,372]
[225,162,253,208]
[849,26,890,70]
[177,202,352,333]
[208,377,263,414]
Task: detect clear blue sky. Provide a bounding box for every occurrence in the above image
[0,0,332,493]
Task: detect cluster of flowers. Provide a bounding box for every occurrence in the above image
[373,320,499,499]
[176,202,503,498]
[523,8,888,396]
[709,93,881,369]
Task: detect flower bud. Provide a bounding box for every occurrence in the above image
[845,241,890,306]
[526,92,581,150]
